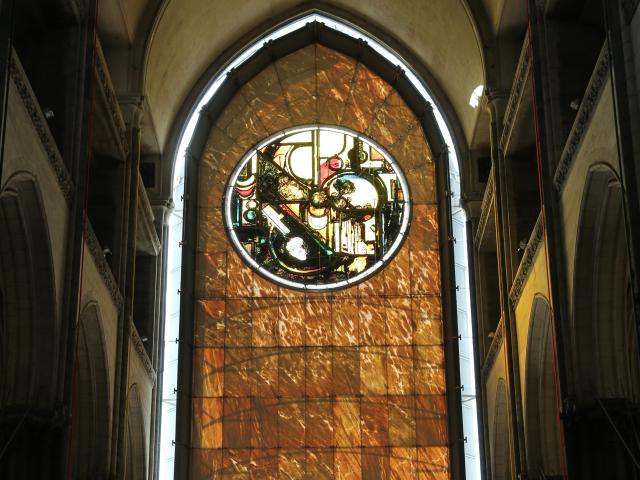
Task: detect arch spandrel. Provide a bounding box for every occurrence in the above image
[190,43,449,478]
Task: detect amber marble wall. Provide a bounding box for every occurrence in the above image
[191,45,449,479]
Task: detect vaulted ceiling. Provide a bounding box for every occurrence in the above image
[142,0,485,151]
[98,1,506,151]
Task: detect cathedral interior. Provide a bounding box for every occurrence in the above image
[1,0,640,479]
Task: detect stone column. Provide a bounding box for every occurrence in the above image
[111,100,143,479]
[148,200,173,480]
[485,88,527,477]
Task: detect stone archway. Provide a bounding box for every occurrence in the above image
[184,39,451,479]
[0,173,60,477]
[573,165,638,400]
[492,379,511,480]
[524,296,561,478]
[125,385,146,480]
[571,164,640,478]
[72,302,111,479]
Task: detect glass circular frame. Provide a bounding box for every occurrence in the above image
[222,125,412,291]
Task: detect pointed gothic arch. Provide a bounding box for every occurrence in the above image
[573,164,639,402]
[571,163,640,478]
[72,301,112,479]
[492,379,511,480]
[524,295,561,478]
[125,384,147,480]
[0,172,59,476]
[161,10,480,479]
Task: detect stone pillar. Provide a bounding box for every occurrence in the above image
[148,200,172,480]
[58,2,100,477]
[463,197,490,480]
[527,3,576,476]
[605,0,640,380]
[111,100,144,479]
[485,88,527,477]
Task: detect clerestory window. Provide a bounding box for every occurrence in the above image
[160,12,480,480]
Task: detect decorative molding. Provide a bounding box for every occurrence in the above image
[553,42,611,192]
[508,213,544,308]
[131,323,156,383]
[137,174,161,256]
[474,168,494,249]
[9,51,73,202]
[500,31,531,154]
[482,316,504,379]
[94,38,129,159]
[85,221,124,309]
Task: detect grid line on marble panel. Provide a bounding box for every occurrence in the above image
[197,293,443,301]
[191,291,449,466]
[212,333,446,349]
[272,57,295,128]
[206,346,447,393]
[383,293,391,457]
[191,446,449,478]
[357,291,364,460]
[364,72,396,141]
[190,43,449,478]
[314,43,319,124]
[235,81,271,145]
[192,397,447,445]
[338,61,361,126]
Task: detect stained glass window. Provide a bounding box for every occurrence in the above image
[223,126,410,290]
[187,43,451,480]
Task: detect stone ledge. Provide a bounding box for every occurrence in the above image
[85,221,123,309]
[474,167,494,250]
[137,174,161,256]
[482,316,504,379]
[508,212,544,308]
[94,37,129,160]
[500,31,532,156]
[131,322,156,384]
[9,50,73,203]
[553,41,610,192]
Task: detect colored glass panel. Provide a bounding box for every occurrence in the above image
[223,126,410,290]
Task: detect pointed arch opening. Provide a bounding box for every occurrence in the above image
[571,164,640,477]
[524,296,561,478]
[72,302,112,479]
[573,165,639,402]
[0,173,59,476]
[126,384,147,480]
[492,379,511,480]
[159,11,480,479]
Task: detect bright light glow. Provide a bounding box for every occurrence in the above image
[469,84,484,108]
[162,11,481,480]
[286,237,308,260]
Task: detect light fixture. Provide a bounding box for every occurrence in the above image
[469,84,484,108]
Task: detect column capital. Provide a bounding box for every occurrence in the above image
[483,88,510,122]
[152,198,175,228]
[120,95,145,130]
[463,198,483,221]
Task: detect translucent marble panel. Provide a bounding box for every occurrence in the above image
[191,43,449,479]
